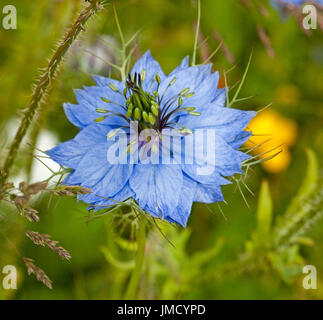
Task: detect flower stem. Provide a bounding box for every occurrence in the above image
[124,219,147,300]
[0,0,103,185]
[192,0,201,67]
[112,0,127,82]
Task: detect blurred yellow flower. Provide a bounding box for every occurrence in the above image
[245,110,298,173]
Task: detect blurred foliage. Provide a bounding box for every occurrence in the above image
[0,0,323,299]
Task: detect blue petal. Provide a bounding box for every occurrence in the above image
[63,103,91,129]
[62,144,109,185]
[169,56,190,77]
[165,175,197,227]
[176,88,226,123]
[168,73,223,124]
[64,95,123,129]
[79,164,133,203]
[86,183,135,211]
[46,124,109,169]
[213,136,244,176]
[83,86,126,112]
[64,86,128,129]
[129,164,183,218]
[182,134,243,179]
[194,183,224,203]
[210,88,226,105]
[228,130,252,149]
[131,51,166,92]
[183,163,231,185]
[62,143,133,203]
[93,76,125,89]
[158,65,213,114]
[237,150,252,162]
[181,71,220,107]
[180,106,256,143]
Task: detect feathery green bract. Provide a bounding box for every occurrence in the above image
[212,149,322,285]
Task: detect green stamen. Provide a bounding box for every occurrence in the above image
[183,92,195,98]
[123,72,200,133]
[101,97,111,103]
[154,73,161,85]
[94,116,106,123]
[108,83,119,92]
[142,111,149,122]
[151,105,159,117]
[141,69,146,82]
[184,107,196,112]
[170,77,176,86]
[180,88,190,95]
[148,113,156,126]
[96,108,109,113]
[178,97,183,107]
[134,108,142,121]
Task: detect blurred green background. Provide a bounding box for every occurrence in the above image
[0,0,322,300]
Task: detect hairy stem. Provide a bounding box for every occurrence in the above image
[0,0,103,185]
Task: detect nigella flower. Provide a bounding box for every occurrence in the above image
[47,51,256,227]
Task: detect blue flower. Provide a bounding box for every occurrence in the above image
[47,51,256,227]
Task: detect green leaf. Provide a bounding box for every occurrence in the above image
[273,149,321,248]
[269,246,304,285]
[257,180,273,238]
[285,148,319,216]
[296,148,319,199]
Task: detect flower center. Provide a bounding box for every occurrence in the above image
[125,73,160,131]
[96,71,200,136]
[124,72,200,135]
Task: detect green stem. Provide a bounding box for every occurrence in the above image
[0,0,103,185]
[192,0,201,67]
[124,219,147,300]
[112,1,127,82]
